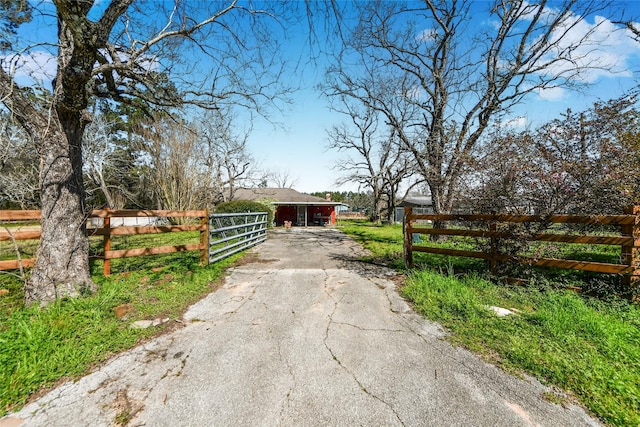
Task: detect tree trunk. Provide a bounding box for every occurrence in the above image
[429,181,448,242]
[24,113,96,305]
[1,66,96,305]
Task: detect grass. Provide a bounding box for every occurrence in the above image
[0,231,239,416]
[339,222,407,269]
[2,222,638,424]
[340,221,486,272]
[339,221,640,427]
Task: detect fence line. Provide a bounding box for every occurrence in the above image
[94,209,209,276]
[403,206,640,292]
[1,210,41,271]
[1,209,209,275]
[2,209,271,276]
[337,212,368,219]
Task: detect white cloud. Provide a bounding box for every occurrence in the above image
[530,10,640,83]
[403,85,425,100]
[1,50,56,84]
[416,28,438,42]
[535,86,565,100]
[518,1,561,24]
[503,116,528,128]
[1,47,160,91]
[99,48,160,73]
[487,19,502,31]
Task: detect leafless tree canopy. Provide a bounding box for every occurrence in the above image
[324,0,619,220]
[0,114,39,208]
[267,170,298,189]
[464,96,640,216]
[326,98,418,222]
[196,108,258,204]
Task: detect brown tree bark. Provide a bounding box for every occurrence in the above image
[0,0,128,304]
[0,67,96,304]
[20,2,111,304]
[25,116,96,304]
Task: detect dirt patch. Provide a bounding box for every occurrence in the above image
[112,388,143,426]
[232,253,277,266]
[114,303,135,319]
[387,273,407,289]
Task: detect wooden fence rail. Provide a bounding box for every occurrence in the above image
[403,206,640,292]
[1,209,208,276]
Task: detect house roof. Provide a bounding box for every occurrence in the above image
[399,195,433,207]
[232,188,343,205]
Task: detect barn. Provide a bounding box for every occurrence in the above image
[232,188,346,227]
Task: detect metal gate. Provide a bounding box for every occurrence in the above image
[208,212,268,263]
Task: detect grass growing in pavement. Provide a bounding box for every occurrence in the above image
[339,221,640,427]
[0,233,239,416]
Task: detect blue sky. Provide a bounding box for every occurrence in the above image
[245,1,640,194]
[4,1,640,194]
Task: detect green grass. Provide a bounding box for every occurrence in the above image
[0,232,239,416]
[339,220,640,427]
[0,237,37,262]
[340,222,487,272]
[339,222,407,269]
[2,222,638,424]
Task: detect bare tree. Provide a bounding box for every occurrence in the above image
[327,100,417,222]
[0,113,39,208]
[465,96,640,215]
[0,1,302,305]
[267,170,298,189]
[533,97,640,214]
[126,108,260,213]
[135,115,202,213]
[619,20,640,44]
[82,113,136,209]
[324,0,620,226]
[197,109,257,205]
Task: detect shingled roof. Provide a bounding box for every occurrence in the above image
[232,188,340,205]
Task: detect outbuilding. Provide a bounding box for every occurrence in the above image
[232,188,346,227]
[394,195,433,223]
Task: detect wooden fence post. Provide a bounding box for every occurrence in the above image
[622,205,640,300]
[404,206,413,269]
[489,210,498,276]
[103,212,111,276]
[200,210,209,265]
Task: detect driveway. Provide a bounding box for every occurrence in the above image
[2,228,600,426]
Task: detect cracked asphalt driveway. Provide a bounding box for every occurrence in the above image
[3,228,601,427]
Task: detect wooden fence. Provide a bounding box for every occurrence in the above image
[403,206,640,291]
[1,209,208,276]
[0,210,41,272]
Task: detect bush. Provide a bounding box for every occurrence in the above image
[214,200,274,227]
